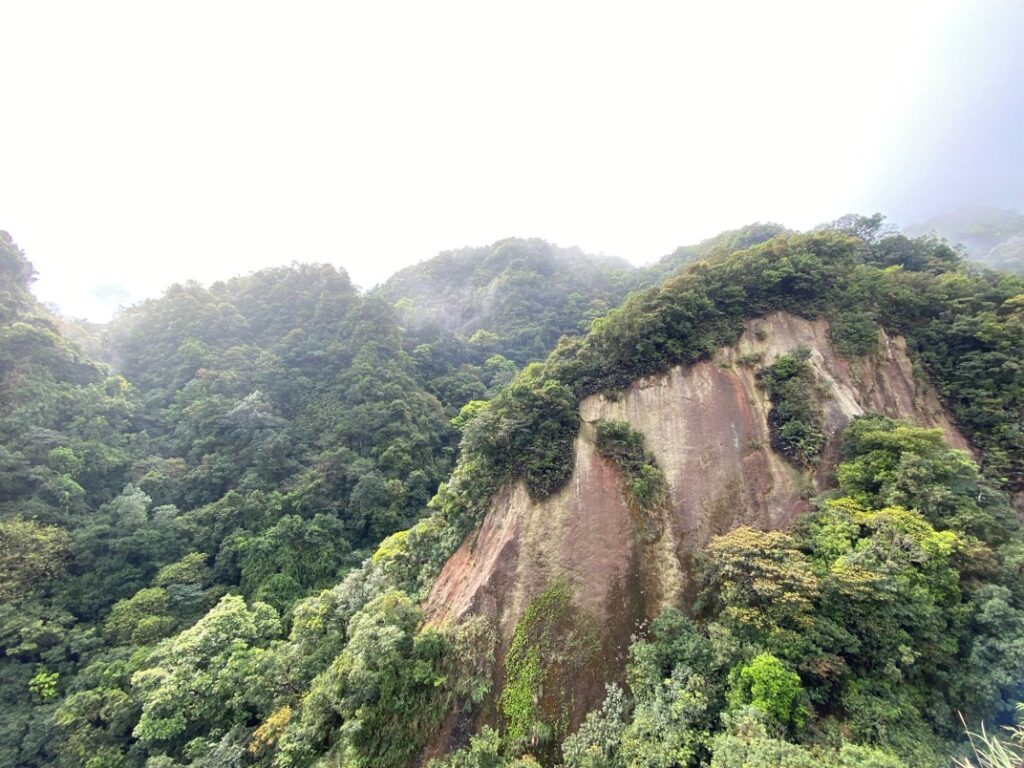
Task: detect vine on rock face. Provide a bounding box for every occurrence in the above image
[500,580,601,763]
[756,348,824,468]
[594,420,669,543]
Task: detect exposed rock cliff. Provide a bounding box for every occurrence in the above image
[424,311,969,734]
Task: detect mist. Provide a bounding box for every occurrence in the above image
[860,0,1024,225]
[1,1,1021,320]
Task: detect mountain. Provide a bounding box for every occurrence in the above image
[424,310,971,752]
[0,249,476,767]
[377,227,791,367]
[378,238,638,364]
[906,205,1024,273]
[1,221,1023,768]
[404,223,1024,767]
[645,222,790,281]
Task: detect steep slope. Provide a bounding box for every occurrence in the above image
[425,312,968,721]
[408,227,1022,765]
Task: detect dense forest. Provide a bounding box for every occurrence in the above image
[906,206,1024,274]
[1,218,1023,768]
[378,239,637,364]
[377,226,790,363]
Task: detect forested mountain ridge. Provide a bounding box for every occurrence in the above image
[906,205,1024,274]
[0,235,529,767]
[377,238,637,364]
[409,219,1024,768]
[644,222,790,281]
[2,230,643,767]
[1,219,1023,768]
[377,226,791,365]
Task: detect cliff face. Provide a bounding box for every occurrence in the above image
[424,311,968,730]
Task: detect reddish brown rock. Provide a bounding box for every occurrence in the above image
[422,312,971,747]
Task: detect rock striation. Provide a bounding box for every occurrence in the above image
[423,312,969,734]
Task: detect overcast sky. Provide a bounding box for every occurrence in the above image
[2,1,1022,320]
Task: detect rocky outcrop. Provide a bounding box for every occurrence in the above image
[423,312,969,732]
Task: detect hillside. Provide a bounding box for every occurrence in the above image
[406,224,1024,767]
[644,222,790,281]
[0,242,502,767]
[427,310,970,638]
[906,205,1024,273]
[1,222,1023,768]
[377,227,792,366]
[378,238,637,364]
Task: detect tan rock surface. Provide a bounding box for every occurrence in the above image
[422,312,970,738]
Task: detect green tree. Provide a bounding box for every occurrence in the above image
[131,595,280,752]
[727,653,808,732]
[0,519,69,600]
[561,684,629,768]
[697,527,821,659]
[103,587,175,645]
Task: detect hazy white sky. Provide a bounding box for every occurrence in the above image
[1,1,1021,320]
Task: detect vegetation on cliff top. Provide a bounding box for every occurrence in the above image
[435,416,1023,767]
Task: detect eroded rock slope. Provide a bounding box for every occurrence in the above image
[424,311,968,727]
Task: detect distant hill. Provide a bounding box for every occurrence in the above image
[377,238,638,363]
[378,227,791,365]
[906,205,1024,273]
[646,221,790,280]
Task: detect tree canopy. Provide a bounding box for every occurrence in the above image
[1,219,1022,767]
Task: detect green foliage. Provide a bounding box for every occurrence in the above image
[274,593,489,768]
[561,684,629,768]
[103,587,175,645]
[2,219,1023,767]
[956,704,1024,768]
[130,595,280,750]
[451,398,489,432]
[462,371,580,499]
[956,585,1024,722]
[501,581,601,759]
[619,666,712,768]
[594,420,669,541]
[697,527,821,658]
[28,667,59,700]
[0,518,70,600]
[709,708,906,767]
[380,238,638,365]
[0,233,525,765]
[829,309,880,357]
[727,653,808,732]
[428,726,539,768]
[563,610,720,768]
[650,223,791,281]
[756,348,824,467]
[876,273,1024,488]
[218,514,351,604]
[835,414,1019,544]
[154,551,212,589]
[710,714,818,767]
[626,607,716,700]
